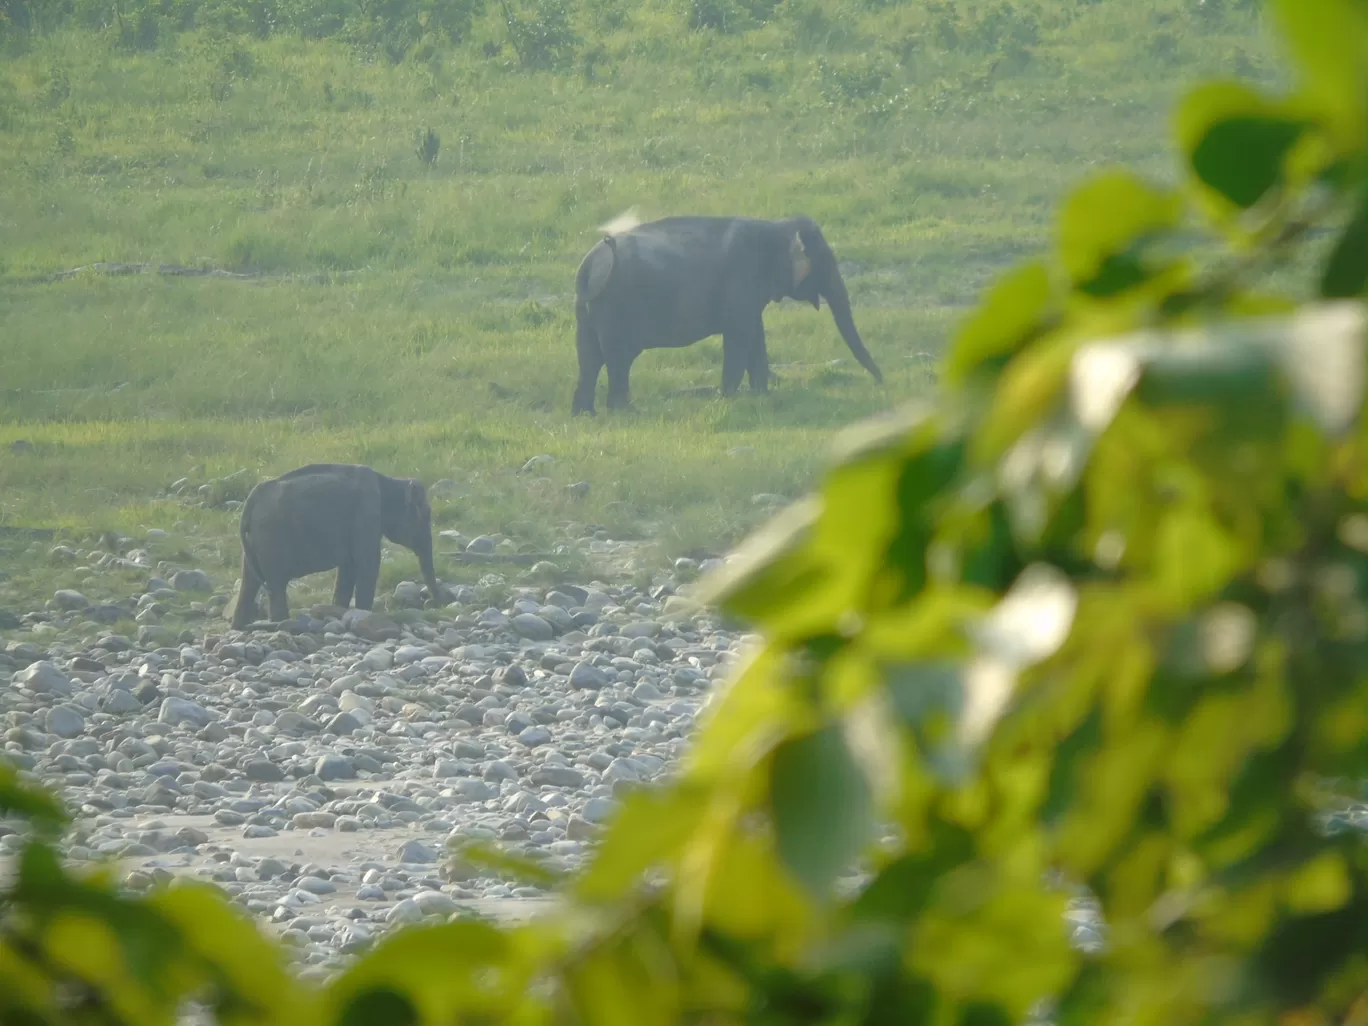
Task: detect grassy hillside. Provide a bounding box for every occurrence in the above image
[0,0,1278,611]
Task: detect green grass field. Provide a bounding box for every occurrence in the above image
[0,0,1280,613]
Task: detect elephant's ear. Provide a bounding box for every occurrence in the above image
[789,231,812,287]
[406,480,426,518]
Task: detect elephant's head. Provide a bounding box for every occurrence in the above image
[781,218,884,384]
[383,478,442,603]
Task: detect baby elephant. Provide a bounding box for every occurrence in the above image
[230,463,442,629]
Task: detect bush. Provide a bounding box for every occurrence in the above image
[5,0,1368,1023]
[496,0,578,68]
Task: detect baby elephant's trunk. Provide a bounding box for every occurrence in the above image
[414,530,441,605]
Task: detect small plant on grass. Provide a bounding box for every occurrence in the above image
[414,125,440,166]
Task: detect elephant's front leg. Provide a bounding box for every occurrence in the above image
[721,315,763,396]
[746,336,771,393]
[351,532,383,611]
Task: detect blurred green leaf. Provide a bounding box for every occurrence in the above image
[1321,194,1368,298]
[574,786,709,902]
[336,988,418,1026]
[1191,115,1310,209]
[455,841,565,889]
[1175,81,1308,211]
[1271,0,1368,151]
[1057,170,1181,289]
[769,726,874,899]
[0,763,68,833]
[944,260,1054,387]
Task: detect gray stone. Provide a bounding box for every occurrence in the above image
[324,712,362,735]
[396,840,438,864]
[633,681,664,701]
[495,664,528,689]
[511,614,554,640]
[137,625,176,647]
[385,899,423,924]
[432,759,463,779]
[568,661,608,690]
[244,759,284,782]
[566,816,596,840]
[295,875,337,895]
[412,890,460,917]
[344,610,401,642]
[361,648,393,671]
[53,589,89,610]
[171,569,213,592]
[453,779,497,801]
[158,697,214,729]
[393,581,425,607]
[516,726,552,748]
[537,604,576,632]
[620,621,661,639]
[293,811,338,829]
[465,536,497,554]
[46,705,85,738]
[529,766,585,789]
[604,758,643,783]
[13,661,73,696]
[102,689,143,715]
[582,797,618,823]
[315,754,356,781]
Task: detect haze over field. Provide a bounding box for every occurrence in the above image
[1,0,1278,608]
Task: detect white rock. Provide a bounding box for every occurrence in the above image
[13,661,73,696]
[46,705,86,738]
[412,890,460,917]
[361,648,393,671]
[158,697,214,728]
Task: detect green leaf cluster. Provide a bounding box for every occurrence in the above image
[7,1,1368,1023]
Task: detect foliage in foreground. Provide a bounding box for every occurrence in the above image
[7,0,1368,1022]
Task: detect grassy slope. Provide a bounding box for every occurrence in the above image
[0,0,1278,610]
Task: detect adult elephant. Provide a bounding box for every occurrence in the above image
[571,213,883,415]
[229,463,442,628]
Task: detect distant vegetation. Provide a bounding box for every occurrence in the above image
[0,0,1276,609]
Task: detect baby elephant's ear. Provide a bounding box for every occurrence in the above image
[407,480,425,515]
[789,231,811,286]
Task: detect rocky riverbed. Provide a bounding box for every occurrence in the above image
[0,534,754,982]
[1,535,1109,995]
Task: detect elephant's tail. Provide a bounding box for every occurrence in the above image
[237,489,269,585]
[230,488,266,629]
[576,235,616,306]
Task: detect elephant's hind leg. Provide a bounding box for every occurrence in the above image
[332,563,357,609]
[266,579,290,622]
[572,309,604,415]
[605,348,636,411]
[230,554,262,629]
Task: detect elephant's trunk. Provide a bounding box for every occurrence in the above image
[820,263,883,384]
[414,530,442,605]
